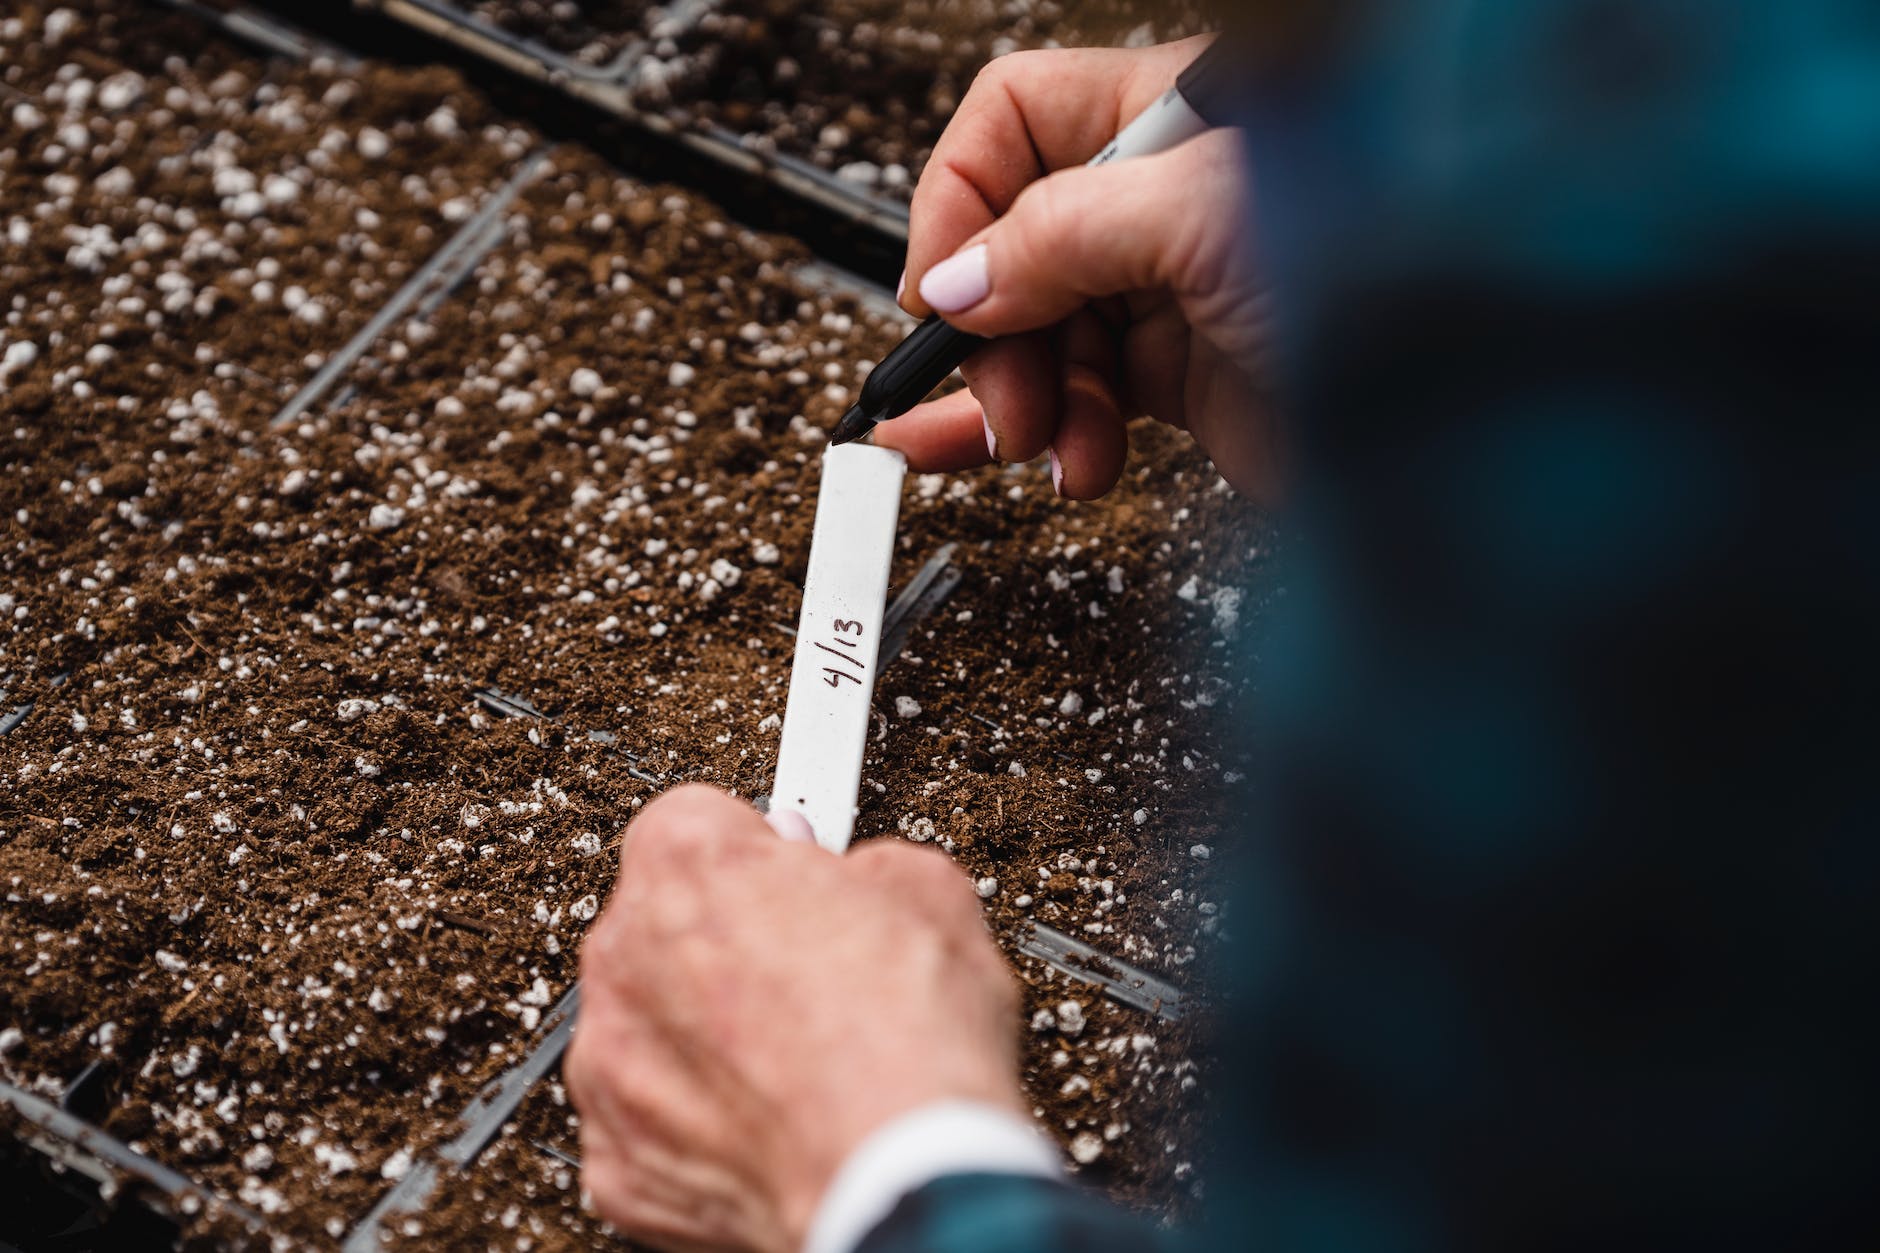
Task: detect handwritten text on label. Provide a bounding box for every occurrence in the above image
[814,617,869,688]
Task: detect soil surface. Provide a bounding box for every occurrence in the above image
[454,0,1214,199]
[458,0,660,66]
[647,0,1213,198]
[2,0,1260,1247]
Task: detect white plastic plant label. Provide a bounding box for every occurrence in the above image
[771,443,907,852]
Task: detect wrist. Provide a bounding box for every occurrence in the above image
[777,1066,1029,1247]
[796,1099,1063,1253]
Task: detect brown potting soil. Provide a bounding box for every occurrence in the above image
[457,0,660,65]
[378,1078,611,1250]
[454,0,1213,201]
[644,0,1213,198]
[0,0,520,414]
[3,0,1260,1247]
[384,977,1211,1252]
[460,0,1209,68]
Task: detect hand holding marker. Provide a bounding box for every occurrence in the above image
[830,39,1243,458]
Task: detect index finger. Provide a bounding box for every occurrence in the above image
[903,36,1214,318]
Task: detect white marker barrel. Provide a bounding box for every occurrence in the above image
[772,444,908,852]
[1090,87,1209,167]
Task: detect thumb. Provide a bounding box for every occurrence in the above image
[913,130,1249,341]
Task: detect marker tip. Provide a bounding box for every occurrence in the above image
[829,405,876,447]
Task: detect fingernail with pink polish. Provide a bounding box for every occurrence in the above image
[919,244,990,315]
[895,270,906,304]
[1049,447,1065,497]
[983,413,998,460]
[765,808,816,844]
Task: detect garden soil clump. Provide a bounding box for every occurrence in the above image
[3,0,1262,1247]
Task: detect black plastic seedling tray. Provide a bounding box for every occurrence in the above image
[1,3,1197,1245]
[357,0,914,245]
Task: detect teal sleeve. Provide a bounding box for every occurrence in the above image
[852,1173,1172,1253]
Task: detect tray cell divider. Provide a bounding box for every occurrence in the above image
[338,540,964,1244]
[155,0,359,66]
[271,148,554,429]
[1019,923,1188,1022]
[0,1079,268,1236]
[362,0,913,243]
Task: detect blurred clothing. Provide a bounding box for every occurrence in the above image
[806,1103,1062,1253]
[858,1,1879,1250]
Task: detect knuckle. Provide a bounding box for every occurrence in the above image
[961,47,1036,101]
[635,784,716,836]
[661,782,729,809]
[1062,362,1117,409]
[914,842,972,881]
[625,785,729,861]
[1011,174,1074,251]
[1010,46,1083,86]
[861,839,947,881]
[913,848,975,896]
[894,844,982,908]
[1000,180,1088,311]
[842,841,896,884]
[580,1161,640,1229]
[642,782,724,823]
[563,1033,600,1108]
[990,964,1023,1017]
[578,905,634,974]
[643,880,708,939]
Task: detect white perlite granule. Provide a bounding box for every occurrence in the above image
[336,698,379,723]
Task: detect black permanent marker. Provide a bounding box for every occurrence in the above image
[829,38,1240,448]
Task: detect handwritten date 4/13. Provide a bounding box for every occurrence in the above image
[813,618,870,689]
